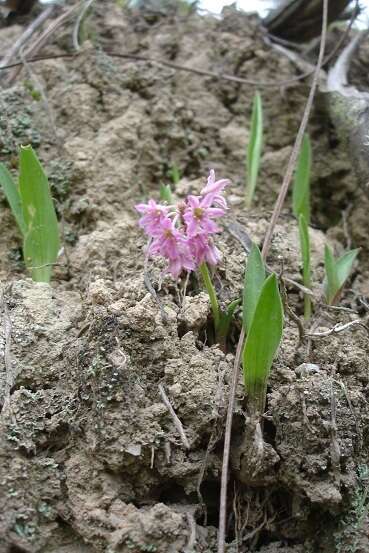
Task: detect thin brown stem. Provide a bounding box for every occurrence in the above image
[217,1,329,552]
[261,0,328,259]
[158,384,190,449]
[217,325,245,553]
[0,9,355,92]
[0,4,55,76]
[72,0,96,52]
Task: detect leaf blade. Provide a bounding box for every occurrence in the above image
[217,298,241,342]
[246,91,263,207]
[336,249,359,290]
[0,162,27,236]
[292,134,311,224]
[243,242,266,331]
[159,183,173,204]
[324,246,358,305]
[19,145,60,282]
[298,214,312,319]
[242,273,284,414]
[324,244,339,305]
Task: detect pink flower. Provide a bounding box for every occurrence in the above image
[136,169,229,278]
[183,195,225,237]
[201,169,230,209]
[189,233,222,266]
[149,217,195,278]
[135,199,168,236]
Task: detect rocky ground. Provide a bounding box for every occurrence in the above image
[0,3,369,552]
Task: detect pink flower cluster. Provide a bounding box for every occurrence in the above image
[136,170,230,278]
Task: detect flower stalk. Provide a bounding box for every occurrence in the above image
[199,261,220,329]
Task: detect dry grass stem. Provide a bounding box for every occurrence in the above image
[158,384,190,449]
[218,1,329,551]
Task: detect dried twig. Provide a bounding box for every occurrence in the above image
[5,2,81,86]
[242,509,269,544]
[280,278,305,342]
[307,319,368,338]
[327,29,369,96]
[0,4,55,77]
[0,0,359,89]
[264,0,359,84]
[218,2,329,551]
[317,302,357,314]
[0,44,343,90]
[218,323,245,553]
[72,0,96,51]
[261,1,329,259]
[18,43,60,147]
[0,50,294,86]
[158,384,190,449]
[185,512,197,552]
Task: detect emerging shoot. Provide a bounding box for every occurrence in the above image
[324,245,359,305]
[293,134,312,319]
[242,246,283,414]
[0,145,60,283]
[245,91,263,207]
[159,183,173,204]
[168,164,181,185]
[243,242,265,332]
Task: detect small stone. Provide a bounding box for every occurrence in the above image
[125,444,142,457]
[295,363,320,377]
[88,279,113,305]
[178,293,209,329]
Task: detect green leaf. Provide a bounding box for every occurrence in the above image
[298,214,312,319]
[324,245,339,305]
[336,249,359,290]
[159,183,173,203]
[243,242,265,331]
[246,92,263,207]
[19,145,60,283]
[0,163,27,236]
[217,298,241,341]
[242,273,283,414]
[293,134,311,224]
[168,164,181,185]
[324,246,358,305]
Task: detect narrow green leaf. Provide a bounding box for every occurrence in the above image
[246,92,263,207]
[324,246,358,305]
[19,145,60,283]
[298,214,312,319]
[336,249,359,290]
[217,298,241,340]
[199,261,220,330]
[243,242,265,331]
[324,245,339,305]
[168,164,181,185]
[159,183,173,204]
[292,134,311,224]
[242,273,283,414]
[0,163,27,236]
